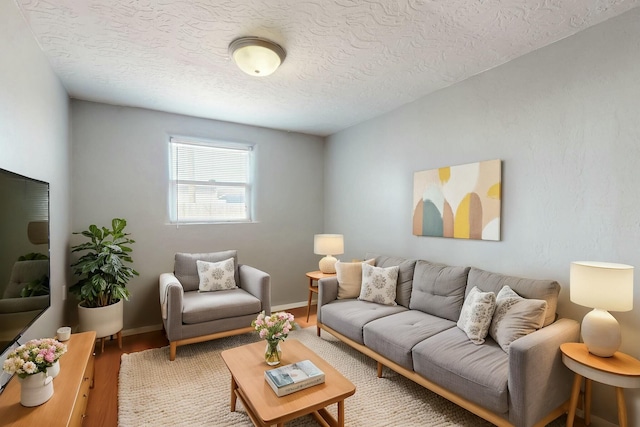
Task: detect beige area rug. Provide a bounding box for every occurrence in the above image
[118,327,567,427]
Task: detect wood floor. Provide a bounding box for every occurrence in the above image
[84,305,317,427]
[85,304,584,427]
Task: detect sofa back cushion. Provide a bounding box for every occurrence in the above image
[467,267,560,327]
[409,261,470,321]
[368,254,417,308]
[174,251,239,292]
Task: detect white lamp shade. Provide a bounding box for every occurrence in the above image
[570,261,633,311]
[27,220,49,245]
[229,37,286,77]
[314,234,344,256]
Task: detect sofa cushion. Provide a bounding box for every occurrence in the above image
[457,286,496,344]
[358,263,399,305]
[489,286,547,353]
[320,299,407,344]
[369,255,417,308]
[409,261,470,321]
[175,251,238,292]
[182,288,260,324]
[412,327,509,415]
[467,267,560,327]
[335,259,375,299]
[197,258,237,292]
[363,310,455,370]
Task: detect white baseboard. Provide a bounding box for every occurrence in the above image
[118,301,310,337]
[120,324,163,337]
[271,301,309,312]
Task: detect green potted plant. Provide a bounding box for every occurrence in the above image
[70,218,138,338]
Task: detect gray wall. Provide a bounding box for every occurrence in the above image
[0,1,70,345]
[70,101,324,331]
[325,8,640,426]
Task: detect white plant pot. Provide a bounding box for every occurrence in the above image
[78,299,124,339]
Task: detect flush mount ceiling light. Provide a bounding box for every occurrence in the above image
[229,36,286,77]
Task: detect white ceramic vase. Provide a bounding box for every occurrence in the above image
[78,299,123,339]
[18,372,54,407]
[46,360,60,379]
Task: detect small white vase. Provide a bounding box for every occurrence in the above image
[18,372,54,407]
[46,360,60,379]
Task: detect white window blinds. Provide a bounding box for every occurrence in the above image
[169,137,252,223]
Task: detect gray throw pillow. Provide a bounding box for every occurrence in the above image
[489,285,547,353]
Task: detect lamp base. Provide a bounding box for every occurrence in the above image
[319,255,338,274]
[581,308,621,357]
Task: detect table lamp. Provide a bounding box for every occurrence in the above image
[570,261,634,357]
[314,234,344,274]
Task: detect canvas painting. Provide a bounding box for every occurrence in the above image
[412,159,501,241]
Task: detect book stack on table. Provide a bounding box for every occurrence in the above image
[264,359,326,397]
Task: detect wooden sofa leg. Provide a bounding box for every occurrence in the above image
[317,326,321,337]
[170,342,177,361]
[377,362,383,378]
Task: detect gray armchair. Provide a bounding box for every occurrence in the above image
[159,250,271,360]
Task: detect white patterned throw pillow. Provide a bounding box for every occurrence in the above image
[358,263,399,306]
[197,258,237,292]
[457,286,496,344]
[489,285,547,352]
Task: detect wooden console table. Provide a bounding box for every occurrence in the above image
[0,331,96,426]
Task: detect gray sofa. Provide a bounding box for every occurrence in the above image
[316,254,580,427]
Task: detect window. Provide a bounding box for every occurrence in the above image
[169,136,253,223]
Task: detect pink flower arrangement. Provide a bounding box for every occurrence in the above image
[2,338,67,378]
[251,311,296,343]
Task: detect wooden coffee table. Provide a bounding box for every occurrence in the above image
[221,339,356,427]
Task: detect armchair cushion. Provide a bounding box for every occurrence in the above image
[197,258,237,292]
[174,251,238,292]
[182,288,261,324]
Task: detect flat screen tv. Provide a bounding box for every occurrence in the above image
[0,168,50,358]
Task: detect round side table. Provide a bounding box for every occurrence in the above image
[560,342,640,427]
[305,270,336,322]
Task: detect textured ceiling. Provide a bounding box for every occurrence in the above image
[14,0,640,136]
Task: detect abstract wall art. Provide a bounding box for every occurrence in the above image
[412,159,501,241]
